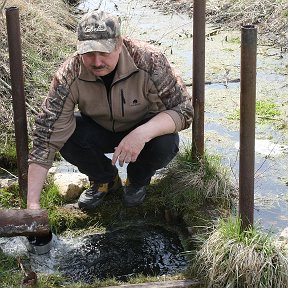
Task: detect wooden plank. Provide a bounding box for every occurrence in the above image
[0,209,50,237]
[106,279,201,287]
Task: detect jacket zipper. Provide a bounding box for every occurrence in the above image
[109,70,138,131]
[121,89,126,117]
[106,88,115,131]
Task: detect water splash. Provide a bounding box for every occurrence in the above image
[0,225,188,284]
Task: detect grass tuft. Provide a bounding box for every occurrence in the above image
[191,217,288,287]
[159,145,234,205]
[228,99,281,123]
[153,145,236,228]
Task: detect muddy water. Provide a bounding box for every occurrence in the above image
[79,0,288,232]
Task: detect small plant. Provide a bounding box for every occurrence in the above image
[163,145,234,203]
[256,100,281,119]
[0,251,23,287]
[228,100,281,122]
[0,183,25,208]
[192,217,288,287]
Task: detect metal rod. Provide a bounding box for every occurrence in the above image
[6,6,28,200]
[192,0,206,160]
[239,25,257,231]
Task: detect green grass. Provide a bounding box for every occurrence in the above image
[154,146,235,228]
[191,217,288,287]
[40,177,64,209]
[0,182,25,208]
[0,251,23,287]
[0,144,18,175]
[218,217,274,251]
[226,36,240,44]
[228,99,281,122]
[0,146,235,287]
[256,100,281,118]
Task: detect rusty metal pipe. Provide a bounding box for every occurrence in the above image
[239,25,257,231]
[192,0,206,160]
[0,209,50,237]
[6,7,28,200]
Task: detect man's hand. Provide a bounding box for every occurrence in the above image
[112,112,176,167]
[112,128,147,166]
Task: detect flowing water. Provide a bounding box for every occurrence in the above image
[0,225,188,284]
[57,225,187,283]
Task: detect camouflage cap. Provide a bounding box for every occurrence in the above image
[77,10,121,54]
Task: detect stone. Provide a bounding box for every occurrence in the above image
[280,227,288,239]
[53,173,89,201]
[0,178,17,188]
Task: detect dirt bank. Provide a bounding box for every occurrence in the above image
[151,0,288,47]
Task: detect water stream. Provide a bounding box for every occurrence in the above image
[0,225,188,284]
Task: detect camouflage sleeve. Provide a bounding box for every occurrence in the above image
[124,38,193,132]
[28,55,80,169]
[151,56,193,132]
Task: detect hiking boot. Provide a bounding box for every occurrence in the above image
[78,174,122,211]
[122,179,147,207]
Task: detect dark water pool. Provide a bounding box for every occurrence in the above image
[58,225,188,283]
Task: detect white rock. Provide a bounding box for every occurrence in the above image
[53,173,89,201]
[0,178,17,188]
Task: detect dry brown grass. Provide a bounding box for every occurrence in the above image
[206,0,288,47]
[0,0,77,155]
[164,150,234,203]
[151,0,288,47]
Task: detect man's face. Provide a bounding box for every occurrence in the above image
[81,44,122,77]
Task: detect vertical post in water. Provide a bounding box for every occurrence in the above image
[192,0,206,160]
[6,7,28,200]
[239,25,257,231]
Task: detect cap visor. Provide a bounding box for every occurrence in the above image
[77,39,116,54]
